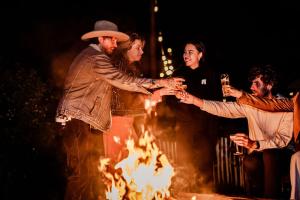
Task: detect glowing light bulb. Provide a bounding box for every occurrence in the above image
[166,70,172,75]
[158,36,163,42]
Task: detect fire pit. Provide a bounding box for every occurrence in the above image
[174,192,253,200]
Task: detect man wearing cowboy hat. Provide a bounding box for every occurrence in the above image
[55,20,184,200]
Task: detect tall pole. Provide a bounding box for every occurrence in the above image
[150,0,157,78]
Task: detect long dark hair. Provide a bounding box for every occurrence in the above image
[112,32,145,75]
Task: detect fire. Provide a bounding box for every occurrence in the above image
[113,136,121,144]
[99,131,175,200]
[144,98,159,115]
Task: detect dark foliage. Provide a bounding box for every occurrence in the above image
[0,59,65,200]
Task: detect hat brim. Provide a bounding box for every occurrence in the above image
[81,30,129,42]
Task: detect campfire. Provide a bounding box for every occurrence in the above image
[99,131,175,200]
[98,97,252,200]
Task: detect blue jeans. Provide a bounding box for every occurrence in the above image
[61,119,105,200]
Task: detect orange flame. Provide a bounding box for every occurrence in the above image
[99,131,175,200]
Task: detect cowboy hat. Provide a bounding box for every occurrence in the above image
[81,20,129,42]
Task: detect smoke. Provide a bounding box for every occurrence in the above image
[50,42,84,88]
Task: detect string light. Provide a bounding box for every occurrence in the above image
[153,0,175,77]
[154,0,159,12]
[158,40,174,77]
[158,32,163,42]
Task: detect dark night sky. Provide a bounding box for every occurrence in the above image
[158,1,300,92]
[1,0,299,93]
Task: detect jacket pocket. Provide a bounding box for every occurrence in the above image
[89,96,102,116]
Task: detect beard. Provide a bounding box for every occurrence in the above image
[260,86,271,97]
[252,86,270,97]
[101,46,115,56]
[104,48,114,55]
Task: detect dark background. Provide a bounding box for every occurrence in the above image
[1,0,299,90]
[0,0,299,199]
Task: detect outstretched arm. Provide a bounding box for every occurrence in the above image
[149,87,177,102]
[175,90,246,119]
[175,90,204,108]
[93,54,184,93]
[142,78,185,90]
[225,85,294,112]
[238,92,293,111]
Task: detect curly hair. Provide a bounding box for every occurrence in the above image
[248,64,278,88]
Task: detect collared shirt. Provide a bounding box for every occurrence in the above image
[237,92,300,143]
[201,100,293,150]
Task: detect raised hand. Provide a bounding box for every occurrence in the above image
[223,85,243,98]
[151,88,176,102]
[159,87,177,96]
[157,77,185,89]
[175,90,194,104]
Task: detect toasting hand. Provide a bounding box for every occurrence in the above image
[222,85,243,98]
[151,87,177,102]
[175,90,195,104]
[156,77,185,89]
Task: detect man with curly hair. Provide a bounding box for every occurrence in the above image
[175,64,293,198]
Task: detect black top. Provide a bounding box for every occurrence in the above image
[166,65,222,123]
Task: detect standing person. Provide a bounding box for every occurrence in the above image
[226,87,300,200]
[55,20,184,200]
[105,32,173,162]
[175,64,294,199]
[166,40,222,191]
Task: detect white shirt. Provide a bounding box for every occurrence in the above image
[202,100,293,150]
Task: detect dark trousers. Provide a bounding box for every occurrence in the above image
[243,148,292,198]
[60,119,105,200]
